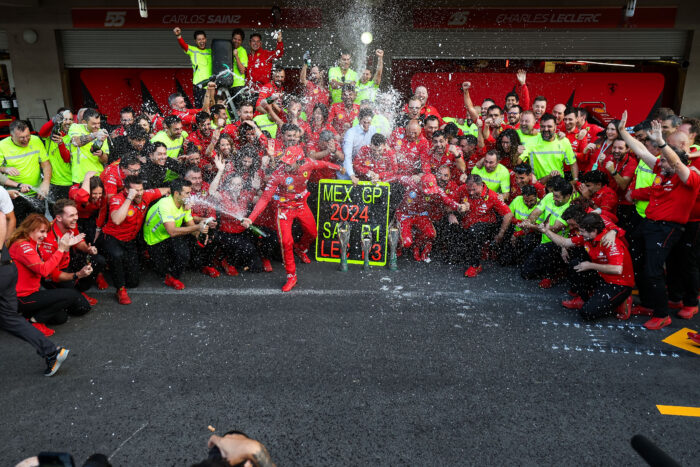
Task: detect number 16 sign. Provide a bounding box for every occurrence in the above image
[315,180,391,266]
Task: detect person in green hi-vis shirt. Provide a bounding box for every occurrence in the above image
[328,51,357,104]
[65,108,110,184]
[144,179,212,291]
[173,27,212,108]
[230,28,248,108]
[355,49,384,104]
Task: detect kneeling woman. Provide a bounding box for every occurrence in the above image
[9,214,89,328]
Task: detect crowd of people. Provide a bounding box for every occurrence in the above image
[2,25,700,377]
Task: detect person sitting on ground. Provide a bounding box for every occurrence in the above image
[9,214,88,336]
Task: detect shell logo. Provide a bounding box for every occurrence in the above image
[653,175,663,185]
[127,209,135,217]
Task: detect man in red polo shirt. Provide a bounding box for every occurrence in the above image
[578,170,619,221]
[620,114,700,329]
[426,130,465,179]
[327,84,360,137]
[541,212,634,321]
[247,31,284,91]
[255,68,286,120]
[101,176,168,305]
[352,133,396,182]
[393,120,430,177]
[101,154,142,201]
[405,86,443,125]
[168,83,215,132]
[562,107,591,168]
[39,199,106,308]
[453,174,513,277]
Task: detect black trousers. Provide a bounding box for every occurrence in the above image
[434,217,464,264]
[498,230,541,266]
[571,270,632,321]
[149,236,191,279]
[78,217,99,247]
[0,261,56,358]
[667,221,700,307]
[521,242,564,280]
[102,234,140,289]
[186,234,217,269]
[636,219,684,318]
[67,250,107,292]
[216,230,263,272]
[460,222,498,268]
[253,226,281,261]
[18,288,88,325]
[193,85,206,109]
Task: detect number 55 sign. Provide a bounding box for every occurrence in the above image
[315,180,391,266]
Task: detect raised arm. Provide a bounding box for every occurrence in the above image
[648,119,691,183]
[373,49,384,85]
[618,111,658,169]
[461,81,480,123]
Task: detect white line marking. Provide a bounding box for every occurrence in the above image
[108,422,148,460]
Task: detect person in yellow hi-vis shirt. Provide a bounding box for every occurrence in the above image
[143,179,212,291]
[151,115,189,183]
[328,51,357,104]
[65,108,109,185]
[230,28,248,108]
[173,27,212,108]
[0,120,52,222]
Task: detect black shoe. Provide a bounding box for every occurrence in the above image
[44,347,69,376]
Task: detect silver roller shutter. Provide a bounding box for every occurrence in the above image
[390,29,690,60]
[59,29,340,68]
[0,30,8,51]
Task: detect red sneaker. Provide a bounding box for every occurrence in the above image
[562,297,584,309]
[116,287,131,305]
[81,292,98,306]
[688,331,700,345]
[201,266,220,278]
[538,278,554,289]
[615,296,633,320]
[631,305,654,316]
[164,274,185,290]
[464,265,483,278]
[668,300,683,310]
[643,316,671,330]
[677,306,699,319]
[221,259,239,276]
[282,274,298,292]
[31,321,55,337]
[295,248,312,264]
[96,273,108,290]
[261,258,273,272]
[420,244,432,263]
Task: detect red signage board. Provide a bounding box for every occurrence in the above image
[414,7,676,29]
[72,8,322,29]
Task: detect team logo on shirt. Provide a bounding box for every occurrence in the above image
[313,89,319,94]
[287,185,295,191]
[584,245,590,253]
[654,175,663,185]
[127,209,134,217]
[285,177,293,185]
[338,114,344,120]
[303,171,309,177]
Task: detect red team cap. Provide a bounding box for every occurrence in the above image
[281,146,305,165]
[422,174,440,195]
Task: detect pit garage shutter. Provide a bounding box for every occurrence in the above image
[59,29,337,68]
[389,29,690,60]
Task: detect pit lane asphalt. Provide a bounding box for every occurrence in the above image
[1,258,698,466]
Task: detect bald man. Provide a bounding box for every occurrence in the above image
[552,103,567,129]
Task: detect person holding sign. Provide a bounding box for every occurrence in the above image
[241,146,343,292]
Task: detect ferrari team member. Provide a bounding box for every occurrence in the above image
[389,173,466,263]
[620,115,700,330]
[453,174,513,277]
[39,199,105,307]
[499,185,541,266]
[242,147,343,292]
[352,134,397,182]
[39,108,74,204]
[577,170,619,221]
[329,84,360,137]
[173,27,212,108]
[9,214,87,331]
[100,154,142,201]
[68,170,108,249]
[426,130,466,180]
[520,113,579,183]
[328,51,358,104]
[541,213,634,321]
[0,120,52,221]
[101,176,167,305]
[143,179,211,291]
[166,83,215,133]
[66,108,109,184]
[247,31,284,91]
[471,150,511,198]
